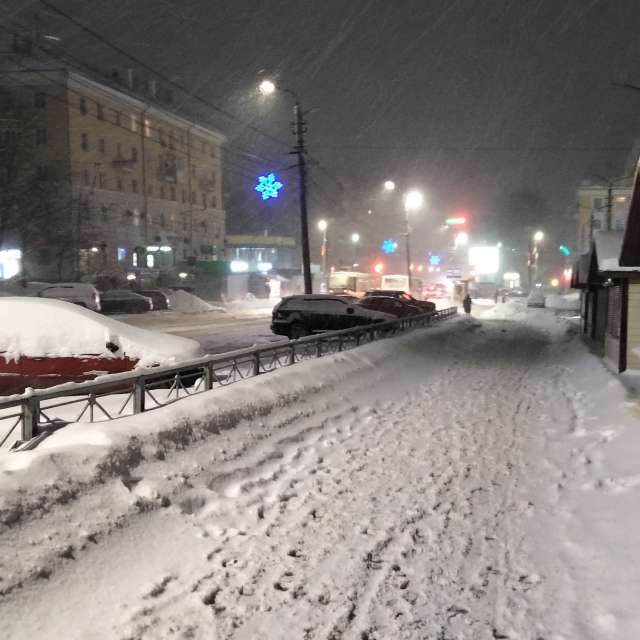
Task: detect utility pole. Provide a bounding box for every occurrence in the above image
[293,101,312,294]
[606,183,613,231]
[404,211,412,289]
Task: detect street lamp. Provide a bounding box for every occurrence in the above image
[318,219,328,279]
[351,232,360,267]
[259,78,312,293]
[403,189,424,290]
[529,230,544,290]
[533,230,544,242]
[383,180,396,192]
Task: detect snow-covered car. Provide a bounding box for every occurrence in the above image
[355,295,422,317]
[38,282,101,312]
[0,298,203,394]
[527,291,546,308]
[100,290,153,314]
[135,289,171,311]
[271,294,395,339]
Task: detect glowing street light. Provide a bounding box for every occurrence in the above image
[403,189,424,213]
[258,79,276,96]
[317,219,328,232]
[383,180,396,192]
[402,189,424,287]
[454,232,469,248]
[351,232,360,244]
[534,230,544,242]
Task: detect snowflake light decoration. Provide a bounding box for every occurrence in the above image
[381,238,398,254]
[255,173,284,201]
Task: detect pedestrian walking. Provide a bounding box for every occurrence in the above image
[463,293,472,314]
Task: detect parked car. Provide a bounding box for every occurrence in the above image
[271,294,395,339]
[527,291,546,308]
[38,282,101,311]
[100,290,153,314]
[356,295,422,318]
[0,298,202,395]
[135,289,171,310]
[363,290,436,313]
[505,288,527,298]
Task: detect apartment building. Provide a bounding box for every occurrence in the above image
[0,66,226,281]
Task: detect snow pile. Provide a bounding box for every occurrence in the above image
[0,297,202,365]
[2,311,640,637]
[167,290,218,313]
[545,291,580,310]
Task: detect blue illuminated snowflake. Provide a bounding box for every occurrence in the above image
[255,173,284,200]
[381,238,398,254]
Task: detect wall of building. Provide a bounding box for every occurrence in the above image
[626,281,640,370]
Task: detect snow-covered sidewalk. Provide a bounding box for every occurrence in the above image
[1,304,639,639]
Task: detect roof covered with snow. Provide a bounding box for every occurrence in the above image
[0,298,203,364]
[594,230,640,273]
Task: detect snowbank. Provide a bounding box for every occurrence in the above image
[545,291,580,310]
[167,290,219,313]
[0,297,202,365]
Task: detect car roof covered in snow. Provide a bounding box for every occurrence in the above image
[0,297,202,364]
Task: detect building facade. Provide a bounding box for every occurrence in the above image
[0,66,226,282]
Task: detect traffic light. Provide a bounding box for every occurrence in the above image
[559,245,571,257]
[445,216,466,226]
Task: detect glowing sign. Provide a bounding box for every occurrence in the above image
[469,246,500,275]
[445,216,466,226]
[381,239,398,254]
[429,254,441,266]
[255,173,283,200]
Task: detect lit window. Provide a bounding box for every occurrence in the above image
[117,247,126,262]
[146,253,154,268]
[132,252,138,267]
[144,118,151,137]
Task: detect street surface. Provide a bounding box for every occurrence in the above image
[1,302,638,639]
[114,309,282,353]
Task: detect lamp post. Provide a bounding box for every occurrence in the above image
[403,189,424,291]
[351,232,360,267]
[529,230,544,289]
[318,219,328,282]
[259,79,312,293]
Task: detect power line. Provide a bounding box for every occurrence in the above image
[37,0,293,150]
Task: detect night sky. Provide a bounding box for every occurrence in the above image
[5,0,640,255]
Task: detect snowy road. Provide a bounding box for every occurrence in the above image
[1,305,639,639]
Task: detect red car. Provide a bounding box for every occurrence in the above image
[0,298,202,395]
[356,296,422,318]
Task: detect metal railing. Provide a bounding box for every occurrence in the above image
[0,307,457,451]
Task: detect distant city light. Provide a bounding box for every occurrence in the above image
[257,261,273,272]
[563,268,573,282]
[318,219,328,232]
[90,246,99,253]
[178,272,188,279]
[381,238,398,254]
[351,232,360,244]
[373,262,384,274]
[534,230,544,242]
[404,189,424,212]
[550,278,560,287]
[230,260,249,273]
[383,180,396,192]
[255,173,284,200]
[126,273,136,281]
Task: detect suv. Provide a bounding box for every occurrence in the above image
[38,283,101,311]
[271,294,395,339]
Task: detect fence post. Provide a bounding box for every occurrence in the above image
[21,397,39,442]
[316,339,322,358]
[133,377,146,414]
[338,335,343,352]
[289,344,296,365]
[203,363,214,390]
[253,351,261,376]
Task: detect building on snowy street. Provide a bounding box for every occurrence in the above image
[573,164,640,372]
[0,53,226,283]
